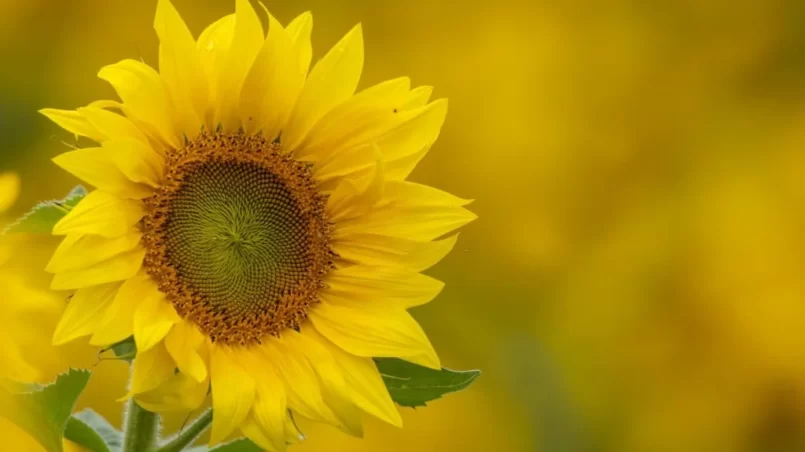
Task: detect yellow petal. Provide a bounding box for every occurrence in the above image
[242,417,285,452]
[47,232,142,273]
[53,191,145,237]
[39,108,105,142]
[53,148,155,199]
[209,345,255,445]
[52,282,121,346]
[50,248,145,290]
[133,285,180,353]
[239,351,287,452]
[284,416,305,445]
[310,302,440,369]
[1,275,96,383]
[374,99,448,162]
[0,173,20,213]
[382,180,473,207]
[0,338,40,383]
[295,77,411,161]
[403,86,434,109]
[102,139,165,187]
[306,327,401,427]
[165,320,207,383]
[337,178,476,240]
[90,272,152,346]
[323,265,444,308]
[88,99,124,111]
[286,12,313,76]
[98,59,180,148]
[128,341,175,396]
[77,106,149,143]
[313,143,376,185]
[333,233,458,272]
[325,155,384,221]
[260,338,337,425]
[335,202,476,242]
[136,372,209,413]
[283,24,364,151]
[284,331,363,437]
[240,12,304,138]
[155,0,208,137]
[307,98,446,184]
[209,0,263,131]
[385,142,431,180]
[198,14,236,129]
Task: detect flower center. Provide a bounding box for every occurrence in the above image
[142,132,333,345]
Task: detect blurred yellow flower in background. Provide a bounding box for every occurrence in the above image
[0,173,20,214]
[0,174,94,387]
[0,175,94,452]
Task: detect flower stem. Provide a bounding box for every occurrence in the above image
[122,398,160,452]
[157,410,213,452]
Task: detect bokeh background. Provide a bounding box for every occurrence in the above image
[3,0,805,451]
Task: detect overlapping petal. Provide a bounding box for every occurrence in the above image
[210,346,255,445]
[90,272,153,346]
[240,10,305,138]
[53,190,145,237]
[52,282,122,345]
[310,301,441,369]
[98,59,179,148]
[283,24,364,150]
[154,0,209,137]
[201,0,263,131]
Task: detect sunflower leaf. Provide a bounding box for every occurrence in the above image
[64,409,122,452]
[3,185,87,234]
[0,369,91,452]
[375,358,481,408]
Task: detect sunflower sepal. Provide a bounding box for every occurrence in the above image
[108,336,138,362]
[2,185,87,235]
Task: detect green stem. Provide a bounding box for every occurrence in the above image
[122,398,160,452]
[157,410,213,452]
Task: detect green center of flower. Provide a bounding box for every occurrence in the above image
[163,160,311,316]
[142,132,332,345]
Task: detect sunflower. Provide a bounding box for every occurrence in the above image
[41,0,474,448]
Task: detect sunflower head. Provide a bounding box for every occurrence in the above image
[41,0,476,448]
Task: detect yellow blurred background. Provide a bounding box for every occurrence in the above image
[4,0,805,451]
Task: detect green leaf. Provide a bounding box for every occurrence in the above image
[109,337,137,362]
[3,185,86,234]
[205,439,262,452]
[64,409,122,452]
[0,369,92,452]
[375,358,481,408]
